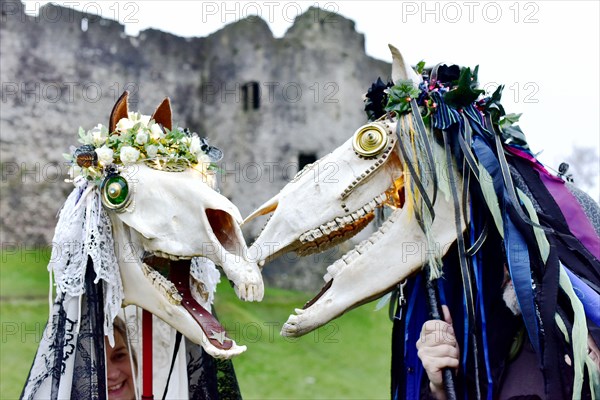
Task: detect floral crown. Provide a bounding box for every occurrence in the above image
[65,93,222,185]
[364,63,526,146]
[64,92,223,212]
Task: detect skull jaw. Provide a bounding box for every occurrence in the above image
[282,197,459,338]
[111,215,247,359]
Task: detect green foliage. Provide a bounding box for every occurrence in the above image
[499,113,528,147]
[415,60,426,75]
[385,80,420,116]
[443,66,485,108]
[485,84,506,122]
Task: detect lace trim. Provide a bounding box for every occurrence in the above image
[49,181,124,345]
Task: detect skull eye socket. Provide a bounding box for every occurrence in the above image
[101,174,131,211]
[352,123,389,157]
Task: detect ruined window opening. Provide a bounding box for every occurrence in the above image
[81,17,88,32]
[242,81,260,111]
[298,153,317,170]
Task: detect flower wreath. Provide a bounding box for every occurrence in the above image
[64,111,222,185]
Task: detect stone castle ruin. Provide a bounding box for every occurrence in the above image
[0,1,389,289]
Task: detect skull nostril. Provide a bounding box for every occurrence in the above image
[206,209,239,253]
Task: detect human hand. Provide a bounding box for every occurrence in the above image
[416,305,460,400]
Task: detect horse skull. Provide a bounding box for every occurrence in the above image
[105,94,263,358]
[246,45,459,337]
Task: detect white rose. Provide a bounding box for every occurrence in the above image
[116,118,135,133]
[120,146,140,164]
[127,112,151,127]
[89,124,108,147]
[139,114,151,127]
[146,145,158,158]
[95,145,114,165]
[190,136,201,155]
[149,123,164,140]
[135,131,148,145]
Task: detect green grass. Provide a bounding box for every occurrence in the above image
[0,250,392,399]
[1,247,52,298]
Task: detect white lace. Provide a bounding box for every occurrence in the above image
[49,181,124,345]
[190,257,221,308]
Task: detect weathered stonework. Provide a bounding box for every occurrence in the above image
[0,1,389,289]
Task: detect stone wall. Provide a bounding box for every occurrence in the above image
[0,1,390,289]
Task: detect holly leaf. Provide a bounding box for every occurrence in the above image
[443,66,485,108]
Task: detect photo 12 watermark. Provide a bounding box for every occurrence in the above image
[400,1,540,24]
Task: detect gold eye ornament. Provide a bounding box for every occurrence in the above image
[101,173,132,211]
[352,123,389,157]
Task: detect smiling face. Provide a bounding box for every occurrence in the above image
[105,328,135,400]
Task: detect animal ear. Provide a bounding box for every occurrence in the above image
[388,44,422,85]
[109,91,129,133]
[151,98,172,131]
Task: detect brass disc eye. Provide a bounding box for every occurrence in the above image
[101,174,131,211]
[352,123,389,157]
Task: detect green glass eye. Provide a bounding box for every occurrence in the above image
[101,175,131,210]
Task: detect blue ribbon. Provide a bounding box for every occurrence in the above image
[472,134,542,360]
[565,266,600,326]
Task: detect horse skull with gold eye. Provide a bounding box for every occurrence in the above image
[245,46,460,337]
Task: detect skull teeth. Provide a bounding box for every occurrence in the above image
[151,250,191,261]
[298,193,386,245]
[323,259,347,281]
[141,262,183,305]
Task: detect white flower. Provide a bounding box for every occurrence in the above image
[135,131,148,145]
[149,123,164,140]
[190,136,201,155]
[89,124,108,147]
[120,146,140,164]
[146,145,158,158]
[95,145,114,165]
[139,114,151,127]
[127,112,151,127]
[116,118,135,133]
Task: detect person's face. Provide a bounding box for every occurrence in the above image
[105,330,135,400]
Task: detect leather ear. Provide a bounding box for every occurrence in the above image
[151,98,172,131]
[109,91,129,133]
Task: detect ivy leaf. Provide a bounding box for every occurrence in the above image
[384,80,420,116]
[499,113,522,129]
[443,66,485,108]
[485,85,505,123]
[500,124,528,147]
[498,113,527,147]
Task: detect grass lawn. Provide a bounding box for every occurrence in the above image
[1,249,392,399]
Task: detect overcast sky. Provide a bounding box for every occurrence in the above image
[23,1,599,193]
